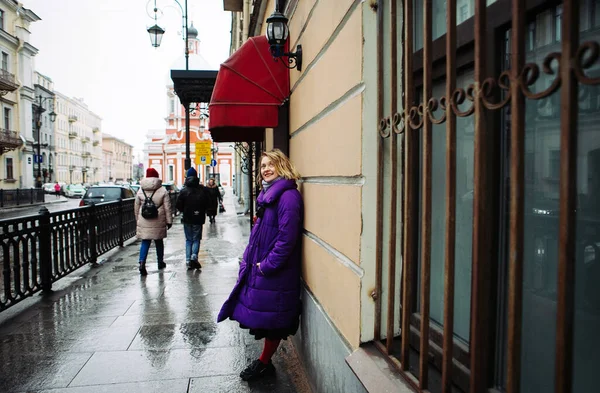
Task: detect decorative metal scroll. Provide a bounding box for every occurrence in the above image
[233,142,251,174]
[378,40,600,137]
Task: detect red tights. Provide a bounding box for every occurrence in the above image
[259,338,281,364]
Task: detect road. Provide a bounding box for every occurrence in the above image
[0,195,82,220]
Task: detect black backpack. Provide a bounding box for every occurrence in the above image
[141,189,159,219]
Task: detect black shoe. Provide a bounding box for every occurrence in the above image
[190,259,202,270]
[139,263,147,276]
[240,359,275,381]
[157,262,166,269]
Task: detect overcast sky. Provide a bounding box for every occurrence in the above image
[25,0,231,160]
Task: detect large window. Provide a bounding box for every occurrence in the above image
[375,1,600,392]
[5,157,13,180]
[4,107,10,130]
[1,52,7,71]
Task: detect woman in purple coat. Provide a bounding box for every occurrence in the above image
[218,149,303,381]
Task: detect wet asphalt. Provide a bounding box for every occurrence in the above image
[0,190,312,393]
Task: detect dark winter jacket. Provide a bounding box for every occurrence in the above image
[175,176,209,225]
[205,184,222,216]
[217,178,303,330]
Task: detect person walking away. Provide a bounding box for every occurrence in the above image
[217,149,304,381]
[205,178,222,223]
[135,168,172,276]
[54,182,61,199]
[176,167,208,270]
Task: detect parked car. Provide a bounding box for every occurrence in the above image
[130,184,140,194]
[64,184,86,198]
[79,185,136,207]
[42,183,56,194]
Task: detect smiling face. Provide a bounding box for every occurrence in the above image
[260,156,279,183]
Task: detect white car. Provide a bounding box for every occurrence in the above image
[64,184,86,198]
[42,183,56,194]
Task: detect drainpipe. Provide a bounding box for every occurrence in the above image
[242,0,250,42]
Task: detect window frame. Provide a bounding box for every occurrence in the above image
[5,157,13,180]
[399,0,567,391]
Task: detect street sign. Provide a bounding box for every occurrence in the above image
[34,155,43,164]
[211,159,217,167]
[194,141,212,165]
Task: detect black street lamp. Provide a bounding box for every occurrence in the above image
[148,0,193,170]
[34,95,56,188]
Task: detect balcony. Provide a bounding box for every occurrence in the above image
[69,165,76,171]
[82,152,91,158]
[0,69,18,94]
[92,140,100,146]
[68,115,78,122]
[68,131,77,139]
[92,127,100,133]
[0,128,22,155]
[82,136,90,143]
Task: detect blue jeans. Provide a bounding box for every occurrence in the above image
[184,224,203,261]
[139,239,164,263]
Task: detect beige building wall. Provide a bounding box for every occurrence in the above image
[102,135,133,182]
[282,0,365,348]
[54,93,103,184]
[0,1,40,189]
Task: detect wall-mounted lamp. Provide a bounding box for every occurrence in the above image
[266,9,302,71]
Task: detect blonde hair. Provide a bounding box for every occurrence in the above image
[256,149,301,189]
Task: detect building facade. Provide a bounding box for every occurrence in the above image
[32,71,55,184]
[223,1,600,392]
[143,27,233,187]
[53,92,102,185]
[0,0,40,189]
[101,134,133,183]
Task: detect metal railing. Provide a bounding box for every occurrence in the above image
[0,128,21,147]
[0,188,44,208]
[0,69,17,87]
[0,198,137,311]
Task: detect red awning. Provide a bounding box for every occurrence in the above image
[209,36,289,141]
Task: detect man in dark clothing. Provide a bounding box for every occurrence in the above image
[175,167,208,269]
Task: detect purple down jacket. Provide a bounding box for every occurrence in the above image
[217,178,303,330]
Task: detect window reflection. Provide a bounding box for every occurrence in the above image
[413,0,498,51]
[416,71,474,343]
[506,3,600,392]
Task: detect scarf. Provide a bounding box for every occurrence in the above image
[261,176,282,194]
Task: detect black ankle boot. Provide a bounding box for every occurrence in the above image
[158,262,166,269]
[139,262,147,276]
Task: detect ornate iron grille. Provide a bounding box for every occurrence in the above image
[374,1,599,392]
[0,198,137,312]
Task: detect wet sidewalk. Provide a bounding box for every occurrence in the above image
[0,190,312,393]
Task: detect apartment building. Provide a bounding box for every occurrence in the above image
[54,92,102,184]
[0,0,40,189]
[102,134,133,183]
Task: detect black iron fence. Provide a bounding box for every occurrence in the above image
[0,198,137,311]
[0,188,44,208]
